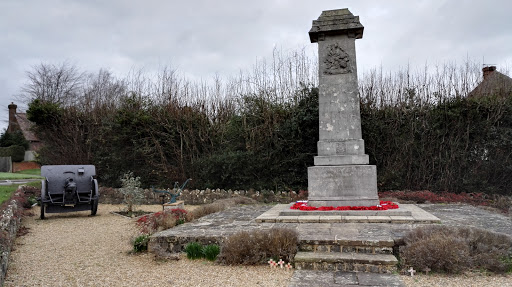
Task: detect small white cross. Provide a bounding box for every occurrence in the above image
[408,267,416,277]
[278,259,285,268]
[423,267,431,275]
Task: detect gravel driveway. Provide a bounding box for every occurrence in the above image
[5,204,292,287]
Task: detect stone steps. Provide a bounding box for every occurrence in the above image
[294,252,398,273]
[255,204,441,274]
[294,233,399,274]
[299,238,394,254]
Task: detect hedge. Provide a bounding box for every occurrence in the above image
[0,146,25,162]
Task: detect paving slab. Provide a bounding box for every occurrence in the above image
[367,216,392,223]
[355,272,404,286]
[298,215,320,223]
[333,272,358,285]
[419,203,512,237]
[389,216,414,223]
[294,252,397,265]
[289,270,339,287]
[289,270,405,287]
[256,203,440,224]
[320,215,343,223]
[343,216,368,222]
[277,216,300,223]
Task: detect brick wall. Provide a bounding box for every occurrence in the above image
[12,162,40,173]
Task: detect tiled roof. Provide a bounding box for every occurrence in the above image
[14,113,39,142]
[469,71,512,97]
[309,8,364,43]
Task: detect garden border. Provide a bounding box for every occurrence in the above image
[0,186,26,286]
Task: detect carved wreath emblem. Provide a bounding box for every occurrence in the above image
[323,43,351,75]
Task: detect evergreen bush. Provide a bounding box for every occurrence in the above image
[185,242,203,260]
[133,234,150,252]
[0,145,26,162]
[0,130,29,150]
[203,244,220,261]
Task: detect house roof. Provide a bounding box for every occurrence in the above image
[14,113,39,142]
[469,69,512,97]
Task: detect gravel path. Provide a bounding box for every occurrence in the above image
[5,204,292,287]
[5,204,512,286]
[400,272,512,287]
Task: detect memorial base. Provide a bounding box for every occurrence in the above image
[307,165,379,207]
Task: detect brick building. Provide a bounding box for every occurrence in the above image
[7,102,41,161]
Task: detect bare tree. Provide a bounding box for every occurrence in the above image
[18,62,84,106]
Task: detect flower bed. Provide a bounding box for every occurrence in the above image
[290,200,399,211]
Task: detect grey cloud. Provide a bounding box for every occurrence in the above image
[1,0,510,131]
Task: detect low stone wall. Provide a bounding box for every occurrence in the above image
[99,187,306,205]
[0,187,26,286]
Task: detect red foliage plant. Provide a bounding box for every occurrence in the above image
[290,201,398,211]
[378,190,489,205]
[136,208,188,234]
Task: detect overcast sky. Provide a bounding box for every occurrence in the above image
[1,0,511,132]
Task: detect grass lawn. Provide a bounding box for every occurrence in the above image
[0,169,43,180]
[15,169,41,176]
[0,181,41,205]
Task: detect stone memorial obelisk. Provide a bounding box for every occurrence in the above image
[307,9,379,207]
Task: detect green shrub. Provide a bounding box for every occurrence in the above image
[400,225,512,273]
[185,242,204,260]
[133,234,150,252]
[0,145,26,162]
[26,99,63,126]
[0,130,29,150]
[362,95,512,194]
[218,228,298,265]
[203,244,220,261]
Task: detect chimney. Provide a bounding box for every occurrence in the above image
[8,102,17,133]
[482,66,496,81]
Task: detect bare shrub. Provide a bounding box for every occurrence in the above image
[264,228,299,262]
[400,231,470,273]
[400,225,512,273]
[218,228,298,265]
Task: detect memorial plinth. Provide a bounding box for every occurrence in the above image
[307,9,379,207]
